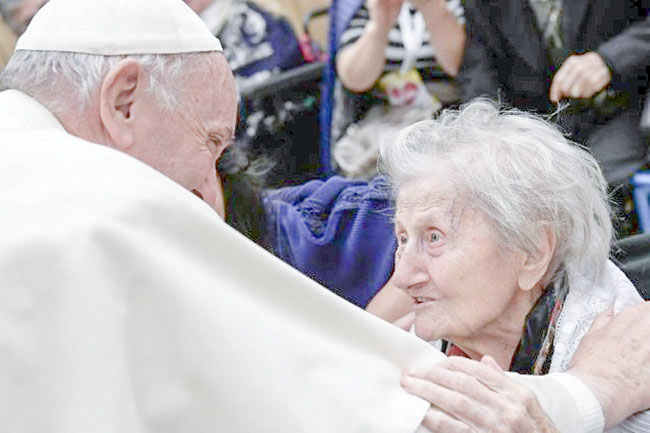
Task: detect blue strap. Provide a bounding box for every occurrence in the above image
[319,0,365,175]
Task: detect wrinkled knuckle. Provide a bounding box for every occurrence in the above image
[513,403,530,427]
[502,406,526,428]
[454,395,475,415]
[520,388,538,410]
[451,373,473,391]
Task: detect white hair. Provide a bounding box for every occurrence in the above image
[379,99,613,295]
[0,49,213,115]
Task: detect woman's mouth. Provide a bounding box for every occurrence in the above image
[412,298,436,313]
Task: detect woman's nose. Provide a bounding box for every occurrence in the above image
[392,247,431,291]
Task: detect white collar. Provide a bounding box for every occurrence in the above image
[0,90,65,133]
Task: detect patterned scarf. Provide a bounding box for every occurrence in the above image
[510,280,569,375]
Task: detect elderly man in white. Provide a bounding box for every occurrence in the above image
[0,1,649,433]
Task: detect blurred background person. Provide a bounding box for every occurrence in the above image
[332,0,464,178]
[460,0,650,236]
[0,9,16,69]
[0,0,47,34]
[184,0,305,88]
[0,0,47,69]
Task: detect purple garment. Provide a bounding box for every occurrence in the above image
[265,176,396,308]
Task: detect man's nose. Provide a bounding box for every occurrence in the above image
[194,170,224,218]
[392,246,430,292]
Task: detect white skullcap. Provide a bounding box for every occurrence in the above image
[15,0,223,55]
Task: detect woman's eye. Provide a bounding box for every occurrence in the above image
[398,234,408,245]
[429,232,441,243]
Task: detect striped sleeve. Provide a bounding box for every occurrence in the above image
[445,0,465,24]
[338,6,369,51]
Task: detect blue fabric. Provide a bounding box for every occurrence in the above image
[265,176,396,308]
[319,0,365,174]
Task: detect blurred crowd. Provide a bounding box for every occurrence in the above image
[1,0,647,200]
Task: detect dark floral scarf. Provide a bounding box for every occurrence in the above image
[509,281,569,375]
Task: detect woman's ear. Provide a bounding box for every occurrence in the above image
[517,226,556,291]
[98,59,142,150]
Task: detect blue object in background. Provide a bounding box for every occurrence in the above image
[632,171,650,233]
[265,175,396,308]
[319,0,365,175]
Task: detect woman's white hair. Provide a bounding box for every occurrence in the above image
[0,49,211,115]
[379,99,612,295]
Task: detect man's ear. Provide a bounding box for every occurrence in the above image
[99,59,142,150]
[517,226,557,291]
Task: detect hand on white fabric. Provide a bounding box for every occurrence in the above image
[567,302,650,428]
[401,356,559,433]
[549,52,612,103]
[367,0,404,33]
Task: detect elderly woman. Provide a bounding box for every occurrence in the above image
[375,100,649,431]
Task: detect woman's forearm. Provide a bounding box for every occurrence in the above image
[418,0,465,77]
[336,21,392,93]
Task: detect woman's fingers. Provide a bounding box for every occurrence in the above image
[421,406,478,433]
[401,367,501,430]
[433,356,511,392]
[401,357,558,432]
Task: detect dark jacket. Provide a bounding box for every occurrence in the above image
[461,0,650,184]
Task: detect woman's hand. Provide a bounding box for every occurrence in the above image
[401,356,559,433]
[367,0,404,34]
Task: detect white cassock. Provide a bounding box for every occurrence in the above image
[0,89,599,433]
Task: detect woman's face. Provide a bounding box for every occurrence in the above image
[392,172,528,344]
